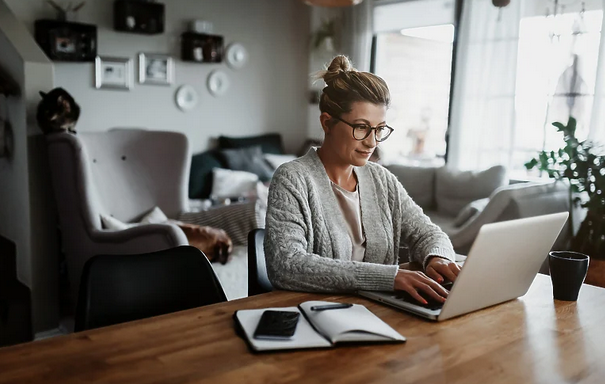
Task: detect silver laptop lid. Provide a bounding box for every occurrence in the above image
[438,212,568,320]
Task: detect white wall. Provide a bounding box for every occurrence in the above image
[6,0,311,154]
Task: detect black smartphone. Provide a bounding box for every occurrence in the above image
[253,310,300,340]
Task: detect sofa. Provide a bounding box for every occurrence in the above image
[386,164,570,255]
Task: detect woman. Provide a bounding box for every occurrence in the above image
[264,56,460,304]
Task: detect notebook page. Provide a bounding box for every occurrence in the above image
[299,301,405,343]
[235,307,332,351]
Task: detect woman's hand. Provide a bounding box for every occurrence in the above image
[426,256,461,284]
[394,269,449,305]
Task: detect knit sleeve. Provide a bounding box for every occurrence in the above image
[264,166,398,293]
[393,176,456,267]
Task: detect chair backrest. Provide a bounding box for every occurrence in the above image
[247,229,273,296]
[47,129,190,229]
[75,246,227,331]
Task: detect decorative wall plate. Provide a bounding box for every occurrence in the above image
[225,43,248,69]
[207,70,230,97]
[175,85,199,111]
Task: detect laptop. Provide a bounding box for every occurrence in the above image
[359,212,569,321]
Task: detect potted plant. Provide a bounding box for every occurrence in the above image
[311,18,337,52]
[525,117,605,263]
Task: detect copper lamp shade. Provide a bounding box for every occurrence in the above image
[492,0,511,7]
[302,0,364,7]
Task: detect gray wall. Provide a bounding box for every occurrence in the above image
[6,0,311,154]
[0,0,57,334]
[0,8,31,290]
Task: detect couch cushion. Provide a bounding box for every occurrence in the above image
[218,133,284,155]
[219,146,274,182]
[189,149,227,199]
[435,165,507,217]
[211,168,259,199]
[424,210,458,237]
[386,165,437,209]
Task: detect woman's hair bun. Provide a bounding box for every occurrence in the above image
[322,55,356,84]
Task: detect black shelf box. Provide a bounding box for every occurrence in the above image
[114,0,165,35]
[181,32,224,63]
[34,20,97,62]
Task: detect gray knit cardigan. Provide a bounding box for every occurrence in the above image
[264,149,455,293]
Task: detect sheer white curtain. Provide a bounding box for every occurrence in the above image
[448,0,524,171]
[589,3,605,145]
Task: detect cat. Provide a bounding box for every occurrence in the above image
[36,87,80,135]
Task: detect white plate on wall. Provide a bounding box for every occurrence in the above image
[175,85,199,111]
[207,70,230,97]
[225,43,248,69]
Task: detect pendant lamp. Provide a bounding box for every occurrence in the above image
[492,0,511,7]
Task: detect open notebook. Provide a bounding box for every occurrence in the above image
[234,301,405,352]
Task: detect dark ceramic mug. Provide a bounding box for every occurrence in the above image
[548,251,590,301]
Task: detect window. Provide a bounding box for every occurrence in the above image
[372,0,457,166]
[513,8,603,175]
[374,24,455,165]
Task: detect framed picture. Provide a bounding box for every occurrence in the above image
[139,53,174,85]
[95,56,132,90]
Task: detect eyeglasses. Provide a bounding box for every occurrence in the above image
[332,116,394,142]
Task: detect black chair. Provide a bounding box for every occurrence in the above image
[74,246,227,332]
[247,229,273,296]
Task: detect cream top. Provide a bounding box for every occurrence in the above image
[330,181,366,262]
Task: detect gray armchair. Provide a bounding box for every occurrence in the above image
[47,129,189,299]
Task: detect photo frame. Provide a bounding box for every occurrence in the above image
[95,56,132,90]
[139,53,174,85]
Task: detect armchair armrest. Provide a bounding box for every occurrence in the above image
[448,181,569,254]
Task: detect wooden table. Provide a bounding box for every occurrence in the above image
[1,274,605,384]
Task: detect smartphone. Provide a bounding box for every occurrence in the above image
[253,310,300,340]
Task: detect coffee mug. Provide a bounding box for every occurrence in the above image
[548,251,590,301]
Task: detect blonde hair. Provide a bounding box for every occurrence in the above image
[315,55,390,118]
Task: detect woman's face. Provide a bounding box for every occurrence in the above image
[322,101,387,167]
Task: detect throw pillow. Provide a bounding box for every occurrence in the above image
[189,149,227,199]
[211,168,259,199]
[140,206,168,224]
[220,146,274,181]
[218,133,284,155]
[435,165,507,217]
[101,206,169,230]
[453,198,490,227]
[100,214,135,230]
[264,153,297,170]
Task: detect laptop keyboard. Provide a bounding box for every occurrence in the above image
[392,282,453,310]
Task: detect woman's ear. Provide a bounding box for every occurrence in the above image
[319,112,333,135]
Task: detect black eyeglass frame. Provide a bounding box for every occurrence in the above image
[331,116,394,142]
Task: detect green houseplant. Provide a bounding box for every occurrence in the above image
[525,117,605,259]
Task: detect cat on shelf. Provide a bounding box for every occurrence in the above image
[36,87,80,135]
